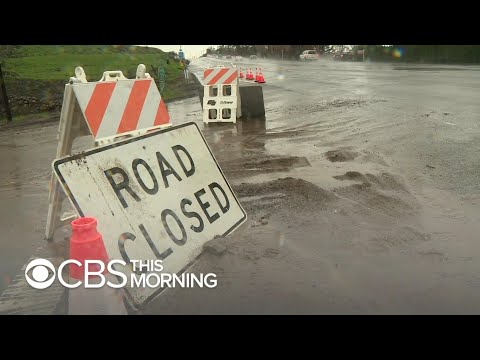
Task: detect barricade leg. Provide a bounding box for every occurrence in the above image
[45,85,88,239]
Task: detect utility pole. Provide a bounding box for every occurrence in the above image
[0,62,12,123]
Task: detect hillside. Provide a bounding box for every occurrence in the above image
[0,45,195,122]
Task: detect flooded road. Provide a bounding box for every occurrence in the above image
[2,57,480,313]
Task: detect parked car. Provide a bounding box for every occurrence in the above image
[299,50,320,61]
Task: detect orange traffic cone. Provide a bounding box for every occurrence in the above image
[247,68,254,80]
[255,68,260,82]
[257,68,265,84]
[239,68,244,79]
[68,217,127,315]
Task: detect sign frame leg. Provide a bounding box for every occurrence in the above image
[45,84,79,240]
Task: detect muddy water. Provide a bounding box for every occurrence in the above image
[0,124,92,293]
[144,60,480,314]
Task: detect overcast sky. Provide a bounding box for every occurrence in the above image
[142,45,215,58]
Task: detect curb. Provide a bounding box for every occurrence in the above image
[0,114,60,132]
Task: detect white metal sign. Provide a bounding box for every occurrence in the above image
[53,122,246,307]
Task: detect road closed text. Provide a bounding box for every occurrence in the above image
[54,123,246,304]
[103,144,231,266]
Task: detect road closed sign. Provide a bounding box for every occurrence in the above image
[53,122,246,307]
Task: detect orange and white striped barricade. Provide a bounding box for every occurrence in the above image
[202,66,239,124]
[45,64,171,240]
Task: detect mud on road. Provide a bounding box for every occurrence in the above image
[145,117,431,314]
[144,59,480,314]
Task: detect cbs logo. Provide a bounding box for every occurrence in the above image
[24,259,56,289]
[25,258,127,289]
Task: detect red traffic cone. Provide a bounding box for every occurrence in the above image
[239,68,244,79]
[69,217,109,280]
[257,68,265,83]
[247,68,253,80]
[255,68,260,82]
[68,217,127,315]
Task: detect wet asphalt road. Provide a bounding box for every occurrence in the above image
[1,57,480,313]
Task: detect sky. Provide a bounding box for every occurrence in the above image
[141,45,215,58]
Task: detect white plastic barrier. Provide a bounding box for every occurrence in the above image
[202,67,239,124]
